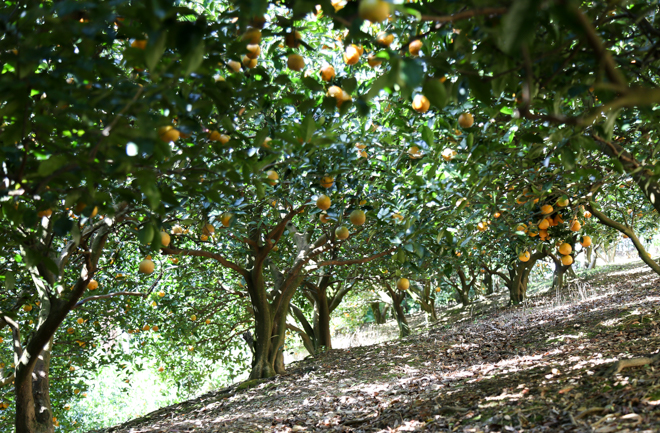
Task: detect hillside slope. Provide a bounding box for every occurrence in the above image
[97,263,660,433]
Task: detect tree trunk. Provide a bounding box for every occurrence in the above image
[316,285,332,350]
[385,283,410,338]
[483,273,494,295]
[247,267,276,380]
[392,298,411,338]
[371,302,388,324]
[508,264,531,305]
[552,264,567,292]
[456,287,470,306]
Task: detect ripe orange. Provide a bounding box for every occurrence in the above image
[344,44,361,65]
[538,218,550,230]
[227,60,242,72]
[540,204,553,215]
[367,53,382,68]
[412,94,430,113]
[441,148,457,161]
[583,211,592,218]
[580,236,592,247]
[376,32,394,47]
[285,30,302,48]
[320,64,335,81]
[494,212,501,218]
[408,146,422,159]
[246,44,261,59]
[519,251,531,262]
[158,126,180,142]
[266,170,279,185]
[287,54,304,71]
[458,113,474,128]
[320,176,334,188]
[561,255,573,266]
[131,39,147,50]
[221,213,233,227]
[139,259,155,274]
[242,55,257,69]
[320,213,330,223]
[397,278,410,290]
[160,231,171,247]
[87,279,99,290]
[409,40,422,56]
[316,194,331,210]
[202,223,215,236]
[243,28,262,44]
[335,226,349,240]
[558,243,572,255]
[556,196,569,207]
[327,85,346,107]
[569,219,581,232]
[37,209,53,218]
[359,0,391,22]
[349,210,366,226]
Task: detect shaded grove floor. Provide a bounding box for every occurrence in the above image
[97,262,660,432]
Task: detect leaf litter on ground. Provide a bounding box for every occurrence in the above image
[96,261,660,433]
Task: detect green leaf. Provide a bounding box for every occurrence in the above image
[400,59,424,89]
[560,147,576,170]
[342,77,357,94]
[145,30,168,71]
[422,125,433,147]
[500,0,538,54]
[301,114,316,143]
[468,76,492,105]
[183,41,205,76]
[422,79,447,109]
[138,225,155,244]
[302,77,323,92]
[38,155,68,177]
[71,223,81,246]
[53,216,73,237]
[5,272,15,291]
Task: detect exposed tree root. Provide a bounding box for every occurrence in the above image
[604,354,660,375]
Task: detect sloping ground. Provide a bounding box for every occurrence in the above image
[97,262,660,433]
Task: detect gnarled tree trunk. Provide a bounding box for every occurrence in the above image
[384,283,410,338]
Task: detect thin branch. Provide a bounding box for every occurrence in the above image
[314,247,396,268]
[161,246,248,277]
[90,86,145,161]
[568,2,627,87]
[74,291,148,308]
[2,315,23,361]
[420,7,507,23]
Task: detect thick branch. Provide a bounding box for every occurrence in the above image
[586,202,660,275]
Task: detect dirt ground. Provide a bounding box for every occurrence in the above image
[96,262,660,433]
